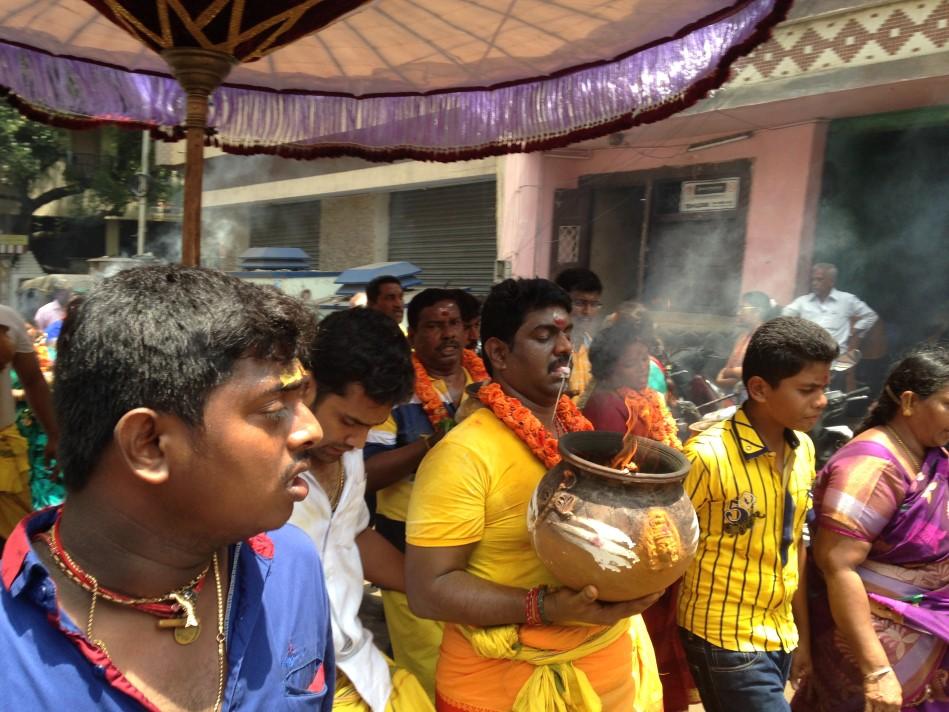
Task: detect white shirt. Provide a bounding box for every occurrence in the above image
[782,288,878,348]
[0,306,35,429]
[289,450,392,712]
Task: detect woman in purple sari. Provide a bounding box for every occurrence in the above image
[793,346,949,712]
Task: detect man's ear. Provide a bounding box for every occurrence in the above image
[302,371,317,409]
[746,375,771,403]
[113,408,172,485]
[483,337,510,374]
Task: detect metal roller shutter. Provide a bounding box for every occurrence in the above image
[249,201,321,265]
[388,181,496,294]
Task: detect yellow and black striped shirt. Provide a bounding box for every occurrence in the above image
[677,407,815,652]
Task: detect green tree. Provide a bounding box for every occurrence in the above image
[0,103,174,238]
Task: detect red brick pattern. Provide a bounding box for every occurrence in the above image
[728,0,949,84]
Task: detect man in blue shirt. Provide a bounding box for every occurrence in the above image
[1,265,333,711]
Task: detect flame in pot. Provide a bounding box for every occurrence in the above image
[609,406,640,472]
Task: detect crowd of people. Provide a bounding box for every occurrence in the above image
[0,261,946,712]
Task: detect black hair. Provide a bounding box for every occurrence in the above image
[308,308,414,407]
[481,278,572,376]
[366,275,402,304]
[858,345,949,434]
[742,316,839,388]
[555,267,602,295]
[407,288,458,331]
[54,265,314,492]
[609,301,661,353]
[453,290,482,323]
[589,322,655,382]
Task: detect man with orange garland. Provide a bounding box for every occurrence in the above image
[364,288,488,700]
[405,278,663,712]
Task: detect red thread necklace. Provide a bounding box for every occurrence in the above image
[44,509,212,645]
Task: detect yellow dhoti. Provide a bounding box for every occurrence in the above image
[0,424,31,540]
[380,589,443,701]
[333,657,434,712]
[435,615,662,712]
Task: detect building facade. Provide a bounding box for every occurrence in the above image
[176,0,948,327]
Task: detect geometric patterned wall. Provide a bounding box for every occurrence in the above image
[729,0,949,85]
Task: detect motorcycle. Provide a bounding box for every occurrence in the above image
[811,386,871,468]
[661,346,736,442]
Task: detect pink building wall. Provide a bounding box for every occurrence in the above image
[498,121,828,304]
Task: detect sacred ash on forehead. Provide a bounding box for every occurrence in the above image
[279,359,306,387]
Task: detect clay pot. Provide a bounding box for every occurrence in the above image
[528,431,698,602]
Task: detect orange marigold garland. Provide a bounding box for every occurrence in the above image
[618,387,682,450]
[476,382,593,469]
[462,350,489,383]
[413,350,489,430]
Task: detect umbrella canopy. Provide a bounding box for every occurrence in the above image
[0,0,791,159]
[0,0,791,263]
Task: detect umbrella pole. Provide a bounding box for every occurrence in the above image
[162,49,235,267]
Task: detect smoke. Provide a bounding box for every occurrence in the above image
[200,212,241,271]
[144,216,242,271]
[586,182,744,319]
[148,223,182,264]
[813,119,949,351]
[99,261,126,279]
[202,152,373,192]
[639,218,741,318]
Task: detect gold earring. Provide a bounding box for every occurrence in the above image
[903,408,912,417]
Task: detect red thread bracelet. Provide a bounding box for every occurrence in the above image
[524,586,542,626]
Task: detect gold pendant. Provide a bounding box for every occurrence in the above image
[159,591,203,645]
[174,623,201,645]
[157,616,202,644]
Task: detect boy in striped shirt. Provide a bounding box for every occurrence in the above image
[677,317,838,711]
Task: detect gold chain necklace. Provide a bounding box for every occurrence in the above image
[887,425,923,474]
[45,528,211,646]
[211,552,226,712]
[328,460,345,512]
[64,551,226,711]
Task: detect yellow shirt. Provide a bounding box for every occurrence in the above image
[677,407,815,652]
[569,344,592,404]
[406,406,559,590]
[367,370,473,523]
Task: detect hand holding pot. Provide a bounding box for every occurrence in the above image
[545,584,664,626]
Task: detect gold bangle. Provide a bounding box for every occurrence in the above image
[864,666,893,683]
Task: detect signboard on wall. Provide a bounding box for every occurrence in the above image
[679,178,740,212]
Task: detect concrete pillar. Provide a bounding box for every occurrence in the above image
[740,121,828,303]
[498,153,545,278]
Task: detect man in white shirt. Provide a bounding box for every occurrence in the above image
[783,263,878,353]
[290,308,433,712]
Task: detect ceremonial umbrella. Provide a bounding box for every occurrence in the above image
[0,0,791,265]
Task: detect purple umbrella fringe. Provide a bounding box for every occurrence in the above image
[0,0,789,162]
